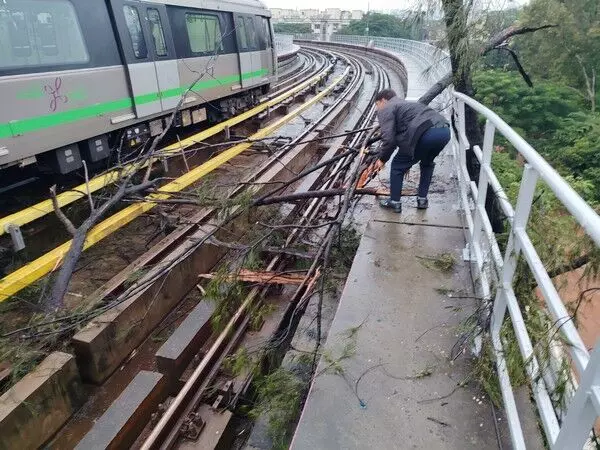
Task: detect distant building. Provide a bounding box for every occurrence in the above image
[270,8,365,39]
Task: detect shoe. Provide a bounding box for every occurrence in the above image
[379,198,402,213]
[417,197,429,209]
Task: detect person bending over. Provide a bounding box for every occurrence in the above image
[372,89,450,213]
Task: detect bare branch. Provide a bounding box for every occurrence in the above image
[482,24,557,56]
[576,55,597,113]
[495,45,533,87]
[50,185,77,236]
[82,160,95,211]
[419,24,557,105]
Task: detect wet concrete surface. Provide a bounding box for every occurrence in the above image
[290,143,514,448]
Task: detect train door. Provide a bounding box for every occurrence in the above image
[234,14,262,88]
[144,5,180,111]
[256,16,274,79]
[109,0,180,117]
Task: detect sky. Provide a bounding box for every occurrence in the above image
[264,0,528,11]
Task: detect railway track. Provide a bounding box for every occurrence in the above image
[0,44,405,450]
[0,49,334,301]
[0,49,318,245]
[64,49,389,449]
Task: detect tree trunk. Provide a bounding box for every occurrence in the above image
[47,227,89,312]
[442,0,483,155]
[441,0,506,232]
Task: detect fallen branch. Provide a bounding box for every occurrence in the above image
[199,269,308,286]
[547,253,592,279]
[254,187,448,207]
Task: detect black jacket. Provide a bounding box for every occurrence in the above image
[376,97,447,163]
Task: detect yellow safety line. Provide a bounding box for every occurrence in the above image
[0,70,330,236]
[0,69,349,302]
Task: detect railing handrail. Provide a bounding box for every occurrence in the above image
[455,92,600,247]
[452,91,600,449]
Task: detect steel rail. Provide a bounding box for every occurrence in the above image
[0,59,332,237]
[0,67,350,302]
[140,52,366,450]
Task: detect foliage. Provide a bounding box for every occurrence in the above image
[473,70,581,142]
[250,368,303,449]
[273,22,312,34]
[516,0,600,110]
[417,252,456,272]
[337,12,425,40]
[330,225,361,274]
[204,267,247,331]
[474,70,600,204]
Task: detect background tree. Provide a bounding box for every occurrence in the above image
[337,12,425,40]
[514,0,599,112]
[273,23,313,34]
[473,70,600,204]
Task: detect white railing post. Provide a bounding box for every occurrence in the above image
[491,164,538,337]
[554,341,600,449]
[471,121,495,268]
[456,100,468,170]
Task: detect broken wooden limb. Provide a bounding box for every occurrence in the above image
[198,269,309,286]
[252,187,407,206]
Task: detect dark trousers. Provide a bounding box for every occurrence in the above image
[390,126,451,201]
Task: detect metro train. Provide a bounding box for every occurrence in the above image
[0,0,276,176]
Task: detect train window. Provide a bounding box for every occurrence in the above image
[123,6,147,59]
[262,18,271,49]
[7,11,31,57]
[147,8,167,57]
[36,12,58,56]
[253,17,269,50]
[0,0,88,69]
[244,17,257,49]
[186,13,223,54]
[236,16,248,50]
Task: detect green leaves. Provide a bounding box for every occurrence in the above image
[516,0,600,108]
[474,69,600,204]
[273,23,312,34]
[337,12,425,40]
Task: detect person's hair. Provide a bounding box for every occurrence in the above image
[374,89,397,102]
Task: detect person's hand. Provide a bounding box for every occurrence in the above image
[374,159,385,172]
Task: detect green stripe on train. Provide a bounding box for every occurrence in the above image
[0,68,269,139]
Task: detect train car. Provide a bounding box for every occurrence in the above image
[0,0,276,175]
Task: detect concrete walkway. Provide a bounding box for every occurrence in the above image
[290,142,511,449]
[397,50,434,101]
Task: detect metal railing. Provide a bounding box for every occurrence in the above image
[293,33,451,83]
[296,33,600,449]
[452,93,600,450]
[274,34,300,58]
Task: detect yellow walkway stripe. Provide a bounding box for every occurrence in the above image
[0,70,329,236]
[0,69,348,302]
